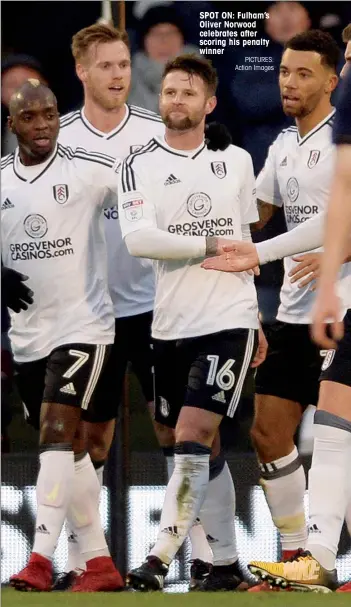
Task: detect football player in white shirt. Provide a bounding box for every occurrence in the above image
[3,80,123,592]
[205,31,349,589]
[118,54,263,591]
[203,47,351,594]
[56,23,237,591]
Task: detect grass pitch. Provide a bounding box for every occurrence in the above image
[2,589,350,607]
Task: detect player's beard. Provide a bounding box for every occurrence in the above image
[162,109,203,131]
[88,82,129,111]
[281,89,324,119]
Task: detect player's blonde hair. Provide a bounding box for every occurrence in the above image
[342,24,351,43]
[71,23,130,64]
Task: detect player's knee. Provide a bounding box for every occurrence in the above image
[88,442,109,463]
[85,419,115,460]
[87,427,111,461]
[250,422,292,462]
[153,421,175,447]
[40,418,73,445]
[176,424,214,447]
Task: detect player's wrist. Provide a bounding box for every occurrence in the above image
[205,237,219,257]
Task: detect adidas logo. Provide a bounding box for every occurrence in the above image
[164,173,181,186]
[1,198,14,210]
[309,523,321,533]
[280,156,287,166]
[161,525,179,537]
[212,390,226,404]
[68,532,78,543]
[60,382,76,395]
[36,524,50,534]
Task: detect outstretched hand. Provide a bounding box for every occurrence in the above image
[202,241,260,274]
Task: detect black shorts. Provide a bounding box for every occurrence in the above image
[319,309,351,387]
[154,328,258,428]
[255,321,322,407]
[15,343,111,429]
[91,311,154,423]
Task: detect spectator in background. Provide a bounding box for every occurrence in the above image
[128,5,198,112]
[341,23,351,77]
[218,1,311,175]
[1,54,47,155]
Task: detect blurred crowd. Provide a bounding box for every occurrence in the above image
[2,1,350,171]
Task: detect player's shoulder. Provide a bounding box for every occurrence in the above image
[128,104,163,124]
[120,139,159,192]
[59,109,81,129]
[266,126,298,154]
[224,143,254,165]
[57,143,118,168]
[122,138,159,165]
[277,125,298,142]
[1,152,15,172]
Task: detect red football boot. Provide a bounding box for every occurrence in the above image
[71,556,124,592]
[10,553,52,591]
[337,580,351,592]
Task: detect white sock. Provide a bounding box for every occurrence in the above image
[164,448,213,564]
[151,445,210,565]
[189,518,213,564]
[198,461,238,566]
[306,411,351,570]
[67,453,109,563]
[64,458,106,571]
[94,464,104,488]
[33,448,74,559]
[65,523,85,572]
[259,446,307,552]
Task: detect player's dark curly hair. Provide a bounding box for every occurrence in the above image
[284,30,340,72]
[162,54,218,95]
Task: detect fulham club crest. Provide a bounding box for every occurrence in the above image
[53,184,69,204]
[211,161,227,179]
[307,150,320,169]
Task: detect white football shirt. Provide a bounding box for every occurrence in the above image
[256,109,351,323]
[59,104,164,318]
[1,144,120,363]
[118,135,259,340]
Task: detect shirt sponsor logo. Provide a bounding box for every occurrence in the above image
[104,206,119,220]
[10,238,74,261]
[211,161,227,179]
[168,217,234,237]
[286,177,299,203]
[24,214,48,238]
[122,199,143,222]
[187,192,212,218]
[53,184,69,204]
[307,150,320,169]
[285,205,318,225]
